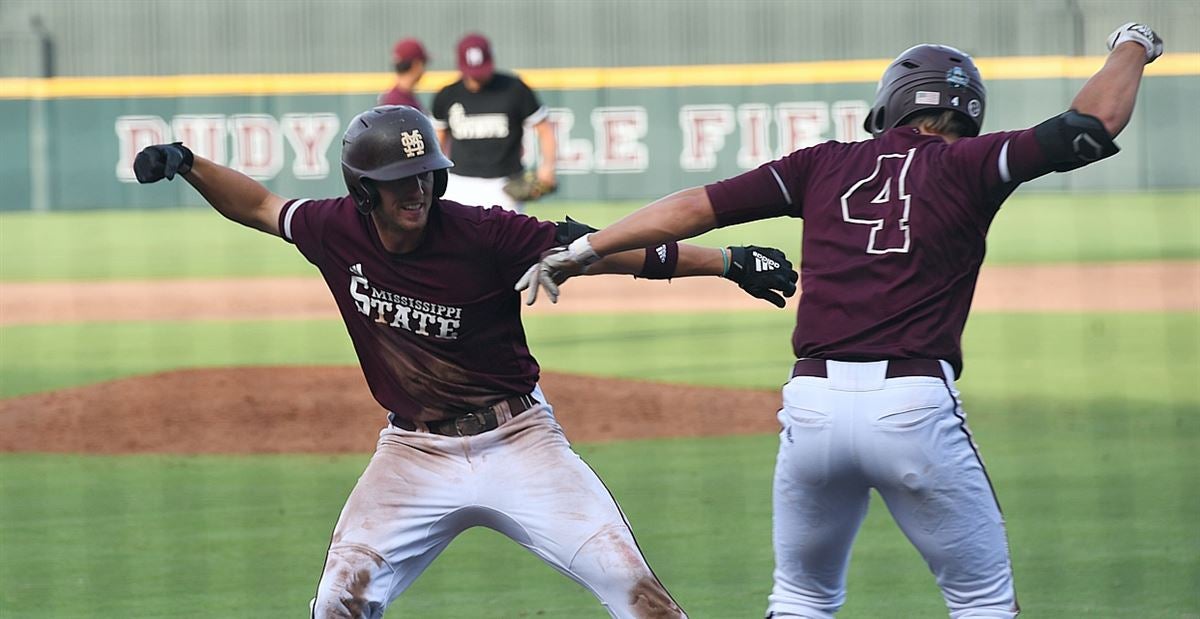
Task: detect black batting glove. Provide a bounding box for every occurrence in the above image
[724,245,799,308]
[133,142,194,183]
[553,215,599,245]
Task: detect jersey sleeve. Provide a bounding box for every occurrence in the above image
[430,87,450,130]
[516,78,548,126]
[480,206,558,284]
[704,143,829,226]
[946,129,1055,200]
[277,197,343,265]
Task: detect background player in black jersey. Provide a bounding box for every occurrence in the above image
[432,33,556,213]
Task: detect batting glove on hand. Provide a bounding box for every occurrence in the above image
[514,234,602,305]
[133,142,194,183]
[1107,22,1163,64]
[723,245,798,308]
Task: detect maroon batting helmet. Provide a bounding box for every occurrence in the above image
[863,44,987,137]
[341,105,453,214]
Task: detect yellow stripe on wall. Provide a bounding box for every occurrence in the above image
[1,54,1196,100]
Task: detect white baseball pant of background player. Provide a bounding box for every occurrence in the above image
[310,387,682,619]
[442,173,520,212]
[768,360,1015,619]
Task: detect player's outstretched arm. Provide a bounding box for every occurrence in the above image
[520,242,797,308]
[1070,23,1161,137]
[512,186,719,302]
[181,156,287,236]
[134,143,287,236]
[589,186,718,257]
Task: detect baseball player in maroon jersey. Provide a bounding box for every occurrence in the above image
[518,23,1163,618]
[378,38,428,112]
[131,105,797,618]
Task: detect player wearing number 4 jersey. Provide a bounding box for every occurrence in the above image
[519,23,1163,618]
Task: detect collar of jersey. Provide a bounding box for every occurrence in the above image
[362,201,438,261]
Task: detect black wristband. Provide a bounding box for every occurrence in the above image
[639,242,679,279]
[171,142,195,175]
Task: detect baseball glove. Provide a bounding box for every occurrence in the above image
[503,171,556,202]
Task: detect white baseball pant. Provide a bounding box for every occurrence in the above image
[310,391,683,618]
[767,360,1017,619]
[442,173,521,213]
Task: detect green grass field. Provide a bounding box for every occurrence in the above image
[1,192,1197,281]
[1,195,1198,617]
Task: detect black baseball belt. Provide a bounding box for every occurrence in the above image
[390,393,540,437]
[791,358,945,379]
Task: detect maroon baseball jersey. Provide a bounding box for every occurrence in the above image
[706,126,1056,376]
[277,197,557,422]
[378,86,424,112]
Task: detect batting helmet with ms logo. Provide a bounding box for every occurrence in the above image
[341,105,454,214]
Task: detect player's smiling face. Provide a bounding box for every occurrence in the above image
[374,172,435,233]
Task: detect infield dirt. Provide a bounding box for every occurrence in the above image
[1,260,1195,454]
[0,367,782,453]
[2,261,1197,326]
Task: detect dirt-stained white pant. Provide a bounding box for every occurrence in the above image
[311,392,684,619]
[767,360,1018,619]
[442,173,521,213]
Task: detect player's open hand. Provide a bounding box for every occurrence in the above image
[133,142,194,183]
[515,247,581,305]
[723,245,799,308]
[515,235,603,306]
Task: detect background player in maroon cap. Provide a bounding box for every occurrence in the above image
[130,105,796,618]
[518,23,1164,618]
[433,32,557,213]
[378,37,428,111]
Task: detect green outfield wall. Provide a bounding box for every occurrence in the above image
[2,57,1198,210]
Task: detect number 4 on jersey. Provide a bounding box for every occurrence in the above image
[840,148,915,254]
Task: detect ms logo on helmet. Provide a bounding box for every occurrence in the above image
[401,130,426,158]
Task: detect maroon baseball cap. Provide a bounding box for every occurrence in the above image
[392,38,428,64]
[456,33,494,80]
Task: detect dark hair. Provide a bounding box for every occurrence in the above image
[903,110,974,138]
[394,59,415,74]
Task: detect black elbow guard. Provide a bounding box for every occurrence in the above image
[1033,111,1119,172]
[554,215,598,245]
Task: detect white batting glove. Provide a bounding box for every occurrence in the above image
[514,234,602,305]
[1107,22,1163,64]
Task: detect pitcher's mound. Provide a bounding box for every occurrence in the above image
[0,367,782,454]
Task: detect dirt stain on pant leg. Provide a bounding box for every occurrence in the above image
[630,576,685,618]
[341,568,371,617]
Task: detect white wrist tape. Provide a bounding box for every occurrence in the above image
[566,234,602,267]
